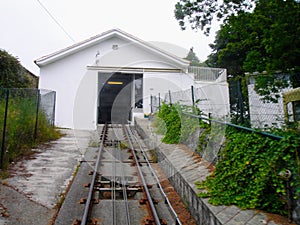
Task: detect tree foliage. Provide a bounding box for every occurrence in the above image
[174,0,256,35]
[206,12,253,76]
[205,0,300,76]
[0,49,33,88]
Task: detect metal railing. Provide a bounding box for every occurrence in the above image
[188,66,227,82]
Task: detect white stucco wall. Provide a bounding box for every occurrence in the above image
[38,41,100,129]
[146,71,230,118]
[73,70,98,130]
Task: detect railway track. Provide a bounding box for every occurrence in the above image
[69,124,181,225]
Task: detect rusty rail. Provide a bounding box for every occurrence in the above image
[80,124,107,225]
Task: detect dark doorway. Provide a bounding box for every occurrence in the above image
[98,73,133,124]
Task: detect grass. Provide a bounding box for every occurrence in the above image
[0,93,62,170]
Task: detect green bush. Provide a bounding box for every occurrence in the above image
[155,102,210,146]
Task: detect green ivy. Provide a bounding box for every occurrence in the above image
[198,127,300,216]
[157,103,181,144]
[156,102,208,145]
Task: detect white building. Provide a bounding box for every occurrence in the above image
[35,29,229,130]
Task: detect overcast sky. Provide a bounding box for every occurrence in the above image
[0,0,220,75]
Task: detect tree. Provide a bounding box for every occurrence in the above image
[184,47,206,66]
[206,12,254,76]
[247,0,300,72]
[0,49,32,88]
[205,0,300,76]
[174,0,256,35]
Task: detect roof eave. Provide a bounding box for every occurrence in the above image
[35,29,190,68]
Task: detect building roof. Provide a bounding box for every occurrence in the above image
[35,28,190,68]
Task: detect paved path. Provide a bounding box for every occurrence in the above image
[0,129,98,225]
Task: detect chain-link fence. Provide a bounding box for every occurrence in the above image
[0,88,56,168]
[152,73,300,129]
[150,84,229,165]
[151,84,230,119]
[40,89,56,126]
[229,73,300,128]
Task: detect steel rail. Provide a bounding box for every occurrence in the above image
[81,124,107,225]
[124,125,161,225]
[112,140,117,225]
[117,140,131,225]
[129,127,182,225]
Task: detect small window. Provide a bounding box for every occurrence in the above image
[112,44,118,50]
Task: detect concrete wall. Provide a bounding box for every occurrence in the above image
[156,150,222,225]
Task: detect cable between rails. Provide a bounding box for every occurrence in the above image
[117,140,131,225]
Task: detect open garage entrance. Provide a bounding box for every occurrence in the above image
[98,72,143,124]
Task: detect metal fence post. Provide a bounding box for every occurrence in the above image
[52,91,56,126]
[150,95,153,114]
[191,85,195,106]
[237,79,244,125]
[158,93,161,112]
[168,90,172,105]
[34,90,40,142]
[1,89,9,169]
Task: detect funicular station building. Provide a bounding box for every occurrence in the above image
[35,29,229,130]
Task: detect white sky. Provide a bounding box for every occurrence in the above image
[0,0,220,75]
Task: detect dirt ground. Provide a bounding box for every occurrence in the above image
[152,163,197,225]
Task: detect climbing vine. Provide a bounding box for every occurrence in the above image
[155,102,208,145]
[156,103,181,144]
[198,127,300,216]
